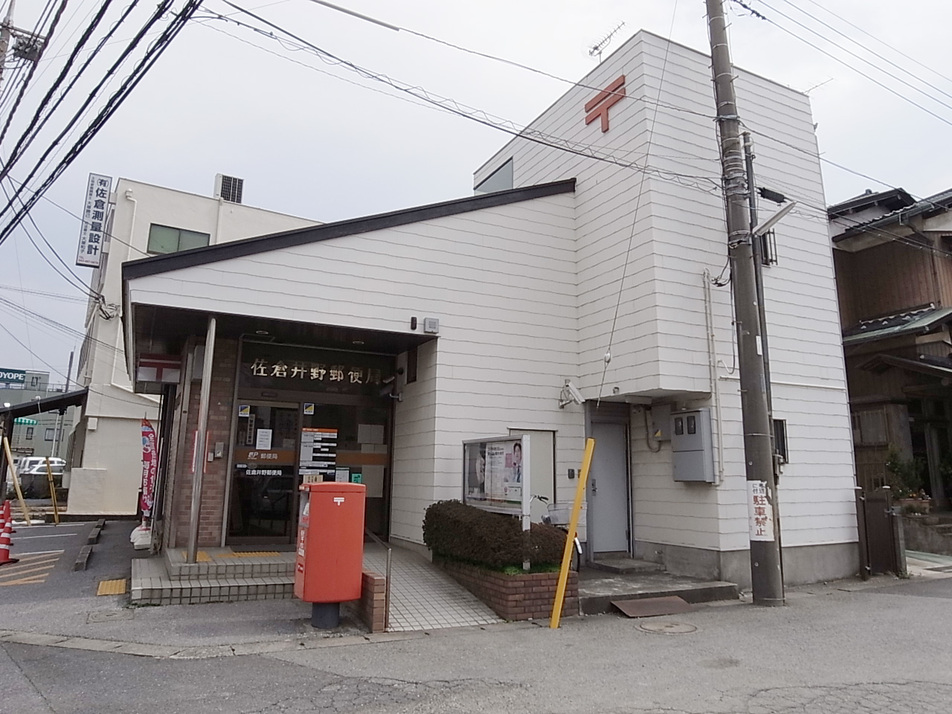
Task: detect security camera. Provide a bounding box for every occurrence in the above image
[559,380,585,408]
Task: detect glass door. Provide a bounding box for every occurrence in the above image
[228,403,299,543]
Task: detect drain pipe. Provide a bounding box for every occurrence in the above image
[187,315,217,564]
[703,270,725,483]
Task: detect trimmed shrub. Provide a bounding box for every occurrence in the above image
[423,500,566,570]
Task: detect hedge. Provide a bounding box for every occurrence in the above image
[422,500,566,570]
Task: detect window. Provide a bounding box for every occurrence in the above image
[474,158,513,194]
[773,419,788,463]
[25,427,33,440]
[44,428,55,441]
[29,375,39,387]
[852,409,887,446]
[147,224,211,255]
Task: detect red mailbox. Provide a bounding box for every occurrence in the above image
[294,482,366,611]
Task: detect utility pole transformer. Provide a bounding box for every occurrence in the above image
[705,0,784,605]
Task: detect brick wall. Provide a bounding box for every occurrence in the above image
[437,559,579,621]
[169,337,237,548]
[357,570,387,633]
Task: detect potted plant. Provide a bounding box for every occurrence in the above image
[885,447,931,514]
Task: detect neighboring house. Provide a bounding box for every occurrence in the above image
[0,369,74,459]
[830,187,952,508]
[121,31,857,588]
[68,177,320,515]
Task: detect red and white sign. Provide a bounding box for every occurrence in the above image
[140,419,158,518]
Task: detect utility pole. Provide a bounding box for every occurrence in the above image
[705,0,784,606]
[0,0,15,90]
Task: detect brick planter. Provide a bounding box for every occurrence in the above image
[436,558,578,621]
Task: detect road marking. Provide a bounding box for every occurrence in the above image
[97,579,128,596]
[0,551,62,587]
[15,533,77,540]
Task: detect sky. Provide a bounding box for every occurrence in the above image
[1,0,950,383]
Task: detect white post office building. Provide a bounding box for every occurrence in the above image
[121,32,858,587]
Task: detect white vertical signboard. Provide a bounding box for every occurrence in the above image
[75,173,112,267]
[747,480,775,541]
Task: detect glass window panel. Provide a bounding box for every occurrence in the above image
[179,229,210,251]
[147,225,180,254]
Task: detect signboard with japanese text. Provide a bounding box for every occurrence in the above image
[462,436,527,514]
[76,173,112,267]
[239,342,393,397]
[140,419,158,518]
[299,427,338,483]
[747,480,775,541]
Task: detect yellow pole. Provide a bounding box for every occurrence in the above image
[45,457,60,524]
[550,438,595,629]
[2,436,30,524]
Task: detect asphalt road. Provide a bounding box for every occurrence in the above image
[1,554,951,714]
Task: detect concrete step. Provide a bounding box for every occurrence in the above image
[132,556,294,606]
[588,556,664,575]
[578,570,739,615]
[164,547,295,581]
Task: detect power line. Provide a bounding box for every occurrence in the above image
[209,3,724,196]
[772,0,952,107]
[0,0,206,248]
[731,0,952,129]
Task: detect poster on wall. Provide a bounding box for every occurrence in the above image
[299,427,338,483]
[462,436,527,513]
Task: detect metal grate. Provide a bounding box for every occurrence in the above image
[214,174,244,204]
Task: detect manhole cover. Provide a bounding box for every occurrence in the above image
[638,620,696,635]
[86,609,134,624]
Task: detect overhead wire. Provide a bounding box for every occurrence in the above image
[0,0,70,148]
[0,0,206,247]
[731,0,952,129]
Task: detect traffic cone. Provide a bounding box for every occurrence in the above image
[3,500,14,533]
[0,519,18,566]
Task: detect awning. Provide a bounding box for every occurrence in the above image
[0,388,88,420]
[13,418,37,425]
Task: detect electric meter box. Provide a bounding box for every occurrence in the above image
[671,408,715,483]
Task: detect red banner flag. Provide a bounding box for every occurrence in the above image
[140,419,158,518]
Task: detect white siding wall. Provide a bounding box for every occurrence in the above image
[127,194,585,544]
[475,32,856,554]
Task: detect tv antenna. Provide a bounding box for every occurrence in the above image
[589,22,625,63]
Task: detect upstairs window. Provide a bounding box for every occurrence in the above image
[147,224,210,255]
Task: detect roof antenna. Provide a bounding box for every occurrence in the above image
[589,22,625,63]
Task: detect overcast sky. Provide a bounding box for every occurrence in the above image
[1,0,950,382]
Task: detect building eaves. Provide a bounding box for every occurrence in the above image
[842,305,952,346]
[122,179,576,281]
[831,187,952,242]
[0,388,88,418]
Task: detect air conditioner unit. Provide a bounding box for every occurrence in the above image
[214,174,244,204]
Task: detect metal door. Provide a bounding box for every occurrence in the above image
[589,421,630,553]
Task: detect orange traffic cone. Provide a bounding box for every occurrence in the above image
[3,500,14,533]
[0,519,18,566]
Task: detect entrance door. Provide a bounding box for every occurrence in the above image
[589,421,630,554]
[228,403,299,543]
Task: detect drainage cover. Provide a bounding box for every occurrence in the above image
[638,621,697,635]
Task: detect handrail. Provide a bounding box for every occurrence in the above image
[363,528,391,632]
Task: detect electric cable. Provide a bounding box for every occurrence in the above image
[730,0,952,129]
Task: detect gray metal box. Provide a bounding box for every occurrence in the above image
[671,408,715,483]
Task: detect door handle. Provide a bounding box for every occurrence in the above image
[591,478,597,494]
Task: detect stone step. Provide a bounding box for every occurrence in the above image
[578,571,739,615]
[587,556,664,575]
[132,557,294,606]
[164,547,295,581]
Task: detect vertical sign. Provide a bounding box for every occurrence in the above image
[140,419,158,518]
[76,173,112,268]
[747,480,775,541]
